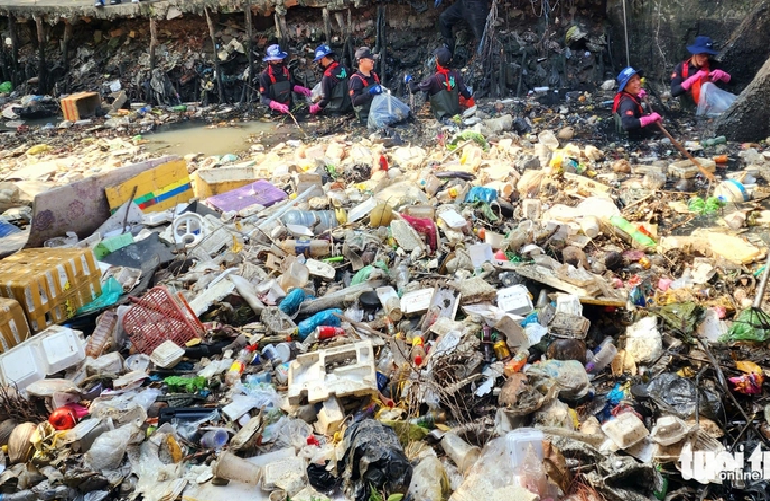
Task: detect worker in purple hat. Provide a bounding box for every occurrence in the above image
[671,36,730,107]
[259,44,313,115]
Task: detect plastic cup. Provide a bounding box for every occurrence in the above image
[201,429,228,449]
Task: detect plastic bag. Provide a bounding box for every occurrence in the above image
[696,82,736,117]
[263,417,313,449]
[312,82,324,103]
[77,278,123,315]
[368,92,410,130]
[720,308,770,342]
[89,388,161,425]
[337,419,412,501]
[85,422,142,471]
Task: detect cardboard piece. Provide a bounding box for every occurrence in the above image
[105,159,194,213]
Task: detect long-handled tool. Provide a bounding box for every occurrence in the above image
[656,123,715,189]
[643,95,715,190]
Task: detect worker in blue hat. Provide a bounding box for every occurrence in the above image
[671,36,730,108]
[309,44,352,116]
[613,67,661,141]
[406,47,474,120]
[259,44,313,115]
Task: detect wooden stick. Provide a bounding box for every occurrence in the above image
[204,7,224,104]
[35,16,46,95]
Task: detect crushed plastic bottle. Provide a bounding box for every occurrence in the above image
[586,338,617,373]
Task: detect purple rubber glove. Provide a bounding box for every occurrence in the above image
[710,69,731,82]
[639,112,662,128]
[294,85,313,97]
[680,69,709,91]
[637,88,647,99]
[269,101,289,114]
[309,103,321,114]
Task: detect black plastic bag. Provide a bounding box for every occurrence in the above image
[337,419,413,501]
[308,461,341,493]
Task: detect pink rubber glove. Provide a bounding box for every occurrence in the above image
[309,103,321,114]
[637,88,647,99]
[294,85,313,97]
[269,101,289,114]
[680,69,709,91]
[710,69,731,82]
[639,112,662,128]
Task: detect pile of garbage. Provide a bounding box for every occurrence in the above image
[2,105,770,501]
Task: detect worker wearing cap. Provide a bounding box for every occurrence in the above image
[613,67,661,141]
[437,0,489,56]
[309,44,352,116]
[407,47,474,120]
[259,44,313,115]
[670,36,731,108]
[349,47,382,125]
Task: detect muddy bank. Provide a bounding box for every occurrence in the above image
[0,0,609,105]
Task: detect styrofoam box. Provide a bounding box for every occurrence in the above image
[504,427,544,468]
[0,326,85,391]
[37,326,86,374]
[0,342,47,391]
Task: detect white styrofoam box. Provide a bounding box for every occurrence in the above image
[150,340,185,368]
[0,341,47,391]
[555,294,583,317]
[504,428,544,468]
[400,288,435,315]
[37,326,86,374]
[287,340,377,405]
[0,326,86,391]
[496,285,533,316]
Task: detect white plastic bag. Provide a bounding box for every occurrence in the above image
[85,422,143,471]
[368,91,411,130]
[312,82,324,103]
[697,82,736,117]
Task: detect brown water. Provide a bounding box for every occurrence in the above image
[145,121,284,157]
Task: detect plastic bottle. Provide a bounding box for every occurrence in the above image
[225,348,253,386]
[278,258,309,292]
[609,215,656,248]
[201,428,228,449]
[377,344,396,376]
[279,239,331,257]
[702,135,727,146]
[504,349,529,376]
[586,338,617,373]
[280,210,338,234]
[86,310,118,357]
[395,261,410,296]
[411,338,427,367]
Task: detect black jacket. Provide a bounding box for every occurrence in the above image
[670,57,724,102]
[349,71,380,107]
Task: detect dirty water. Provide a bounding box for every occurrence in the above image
[144,121,284,157]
